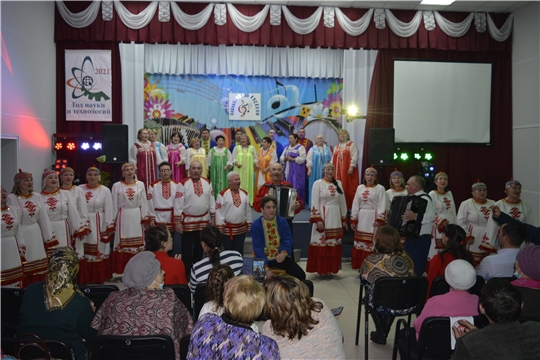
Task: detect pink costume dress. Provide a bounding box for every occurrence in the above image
[1,205,26,288]
[79,183,115,284]
[111,180,150,274]
[167,143,187,183]
[129,141,162,190]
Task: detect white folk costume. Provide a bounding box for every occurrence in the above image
[457,198,495,265]
[427,190,457,260]
[40,189,89,258]
[7,193,58,285]
[111,180,150,274]
[61,184,89,228]
[215,188,252,241]
[350,184,387,269]
[186,148,208,178]
[1,205,26,287]
[480,198,534,254]
[306,179,347,275]
[174,177,215,232]
[386,188,408,209]
[79,183,115,284]
[129,141,163,190]
[148,179,180,231]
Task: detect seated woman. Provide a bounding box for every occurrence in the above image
[189,226,244,293]
[251,195,306,280]
[198,264,235,319]
[359,226,415,345]
[512,245,540,319]
[426,224,475,296]
[17,247,97,360]
[187,275,280,359]
[414,259,479,338]
[144,225,187,285]
[262,274,346,359]
[92,251,193,360]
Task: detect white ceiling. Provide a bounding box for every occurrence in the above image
[178,1,532,14]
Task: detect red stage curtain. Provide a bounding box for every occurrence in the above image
[54,2,511,52]
[365,49,512,204]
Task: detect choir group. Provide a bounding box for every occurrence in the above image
[1,125,535,289]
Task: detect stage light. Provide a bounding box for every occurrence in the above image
[414,153,421,160]
[346,105,358,117]
[54,142,63,150]
[81,142,90,150]
[425,153,433,160]
[429,166,434,171]
[55,159,68,174]
[394,153,398,160]
[93,142,102,150]
[400,153,409,161]
[67,142,76,150]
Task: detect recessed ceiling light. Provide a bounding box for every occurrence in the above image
[420,0,455,5]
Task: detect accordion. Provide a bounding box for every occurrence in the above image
[267,186,297,219]
[388,195,428,237]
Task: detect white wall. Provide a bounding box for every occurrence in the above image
[1,1,56,190]
[512,2,540,225]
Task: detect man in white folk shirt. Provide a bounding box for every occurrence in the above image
[215,172,252,255]
[174,161,215,275]
[147,161,182,256]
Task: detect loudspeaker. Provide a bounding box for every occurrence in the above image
[369,128,395,166]
[101,124,128,164]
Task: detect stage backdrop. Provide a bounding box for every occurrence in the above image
[143,74,343,149]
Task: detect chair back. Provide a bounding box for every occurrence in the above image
[373,277,428,314]
[2,336,75,360]
[164,284,192,315]
[301,279,314,297]
[193,284,207,320]
[429,276,485,298]
[1,288,26,336]
[90,335,175,360]
[79,285,119,310]
[180,335,190,360]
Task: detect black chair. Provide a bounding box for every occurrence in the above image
[2,336,75,360]
[180,334,190,360]
[79,284,119,310]
[1,288,26,337]
[90,335,175,360]
[394,315,489,360]
[355,276,429,360]
[193,284,207,320]
[301,279,314,297]
[429,276,485,298]
[164,284,193,316]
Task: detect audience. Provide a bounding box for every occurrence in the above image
[451,279,540,360]
[91,251,193,360]
[359,226,415,345]
[492,205,540,246]
[426,224,474,295]
[476,222,525,281]
[262,275,346,359]
[17,247,97,360]
[187,275,280,359]
[414,260,479,338]
[189,225,243,293]
[511,245,540,319]
[145,225,187,285]
[198,264,235,319]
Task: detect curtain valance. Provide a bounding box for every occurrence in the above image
[55,1,512,52]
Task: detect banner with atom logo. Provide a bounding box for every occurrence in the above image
[65,50,112,121]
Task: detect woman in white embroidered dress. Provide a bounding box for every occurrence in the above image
[111,162,150,275]
[456,181,495,266]
[79,166,115,283]
[306,163,347,278]
[40,169,88,258]
[1,185,26,288]
[350,166,387,269]
[60,167,89,230]
[7,170,57,286]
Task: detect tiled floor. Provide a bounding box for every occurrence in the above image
[107,259,402,360]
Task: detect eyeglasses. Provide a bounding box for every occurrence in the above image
[160,169,171,172]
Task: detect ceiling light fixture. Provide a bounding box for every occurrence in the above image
[420,0,455,5]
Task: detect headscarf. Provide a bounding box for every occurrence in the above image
[471,180,486,191]
[86,166,100,175]
[390,169,403,178]
[44,247,82,312]
[14,169,32,183]
[505,179,521,190]
[60,167,75,176]
[42,168,57,183]
[365,166,377,176]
